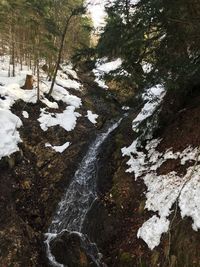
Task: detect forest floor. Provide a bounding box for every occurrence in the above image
[1,57,200,267]
[0,61,121,266]
[93,87,200,267]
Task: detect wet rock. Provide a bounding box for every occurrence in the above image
[50,231,98,267]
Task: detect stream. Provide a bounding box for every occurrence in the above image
[44,118,123,267]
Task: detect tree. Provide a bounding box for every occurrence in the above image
[98,0,200,91]
[0,0,92,99]
[48,4,86,96]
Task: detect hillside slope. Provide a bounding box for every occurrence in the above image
[87,87,200,267]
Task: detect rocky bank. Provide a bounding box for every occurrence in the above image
[1,66,200,267]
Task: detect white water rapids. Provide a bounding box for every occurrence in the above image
[45,119,122,267]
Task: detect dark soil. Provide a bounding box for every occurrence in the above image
[0,71,121,267]
[1,69,200,267]
[84,86,200,267]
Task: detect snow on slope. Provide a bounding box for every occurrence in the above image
[0,109,22,160]
[0,57,84,159]
[132,85,165,132]
[122,84,200,250]
[86,110,98,124]
[45,142,71,153]
[93,58,122,88]
[38,106,81,132]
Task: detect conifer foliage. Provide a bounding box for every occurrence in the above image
[98,0,200,90]
[0,0,91,79]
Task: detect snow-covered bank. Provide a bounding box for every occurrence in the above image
[93,58,122,88]
[122,83,200,250]
[38,107,81,132]
[0,57,87,159]
[132,85,165,132]
[0,109,22,160]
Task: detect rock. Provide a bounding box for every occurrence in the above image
[50,231,98,267]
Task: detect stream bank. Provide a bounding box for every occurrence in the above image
[0,68,122,267]
[1,61,200,267]
[83,86,200,267]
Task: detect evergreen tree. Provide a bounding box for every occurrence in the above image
[0,0,92,82]
[98,0,200,91]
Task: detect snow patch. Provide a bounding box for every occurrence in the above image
[132,85,165,132]
[122,137,200,249]
[86,110,98,124]
[93,58,122,88]
[122,106,130,111]
[179,166,200,231]
[56,78,81,91]
[38,107,81,132]
[41,98,59,109]
[45,142,71,153]
[122,83,200,249]
[0,109,22,159]
[51,84,82,108]
[137,216,170,250]
[22,111,29,119]
[0,56,83,160]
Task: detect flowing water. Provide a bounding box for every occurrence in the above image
[45,119,122,267]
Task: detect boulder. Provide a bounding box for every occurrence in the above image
[50,231,99,267]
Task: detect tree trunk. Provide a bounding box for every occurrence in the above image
[37,58,40,101]
[48,13,74,96]
[21,74,34,89]
[11,27,15,77]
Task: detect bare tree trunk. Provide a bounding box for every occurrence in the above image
[48,13,74,96]
[37,58,40,102]
[11,27,15,77]
[8,60,11,77]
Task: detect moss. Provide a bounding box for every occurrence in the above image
[151,251,160,266]
[106,77,136,105]
[119,252,134,266]
[138,200,146,215]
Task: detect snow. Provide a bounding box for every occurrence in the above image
[51,84,82,108]
[0,109,22,159]
[137,216,170,250]
[179,165,200,231]
[122,137,200,250]
[142,62,153,74]
[56,78,81,91]
[122,106,130,111]
[38,106,81,132]
[122,139,147,178]
[22,111,29,119]
[61,64,79,80]
[41,98,59,109]
[93,58,122,88]
[122,82,200,250]
[86,110,98,124]
[96,58,122,73]
[0,56,83,160]
[132,85,165,132]
[0,83,37,109]
[45,142,70,153]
